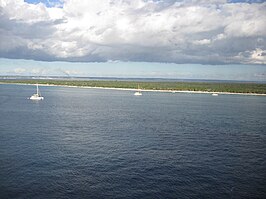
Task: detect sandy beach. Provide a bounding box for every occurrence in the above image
[1,82,266,96]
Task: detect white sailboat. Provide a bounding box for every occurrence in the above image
[134,84,142,96]
[30,84,44,100]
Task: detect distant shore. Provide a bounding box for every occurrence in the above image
[1,81,266,96]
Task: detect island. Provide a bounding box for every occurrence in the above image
[0,78,266,95]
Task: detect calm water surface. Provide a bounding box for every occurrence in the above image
[0,84,265,199]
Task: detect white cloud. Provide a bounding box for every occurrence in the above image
[14,67,26,74]
[233,48,266,64]
[193,39,211,45]
[0,0,265,64]
[251,48,266,62]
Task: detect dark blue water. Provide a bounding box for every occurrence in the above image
[0,84,265,199]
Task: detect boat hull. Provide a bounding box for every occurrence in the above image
[134,92,142,96]
[30,96,44,100]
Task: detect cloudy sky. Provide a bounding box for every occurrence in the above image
[0,0,265,80]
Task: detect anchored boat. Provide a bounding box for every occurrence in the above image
[134,84,142,96]
[30,84,44,100]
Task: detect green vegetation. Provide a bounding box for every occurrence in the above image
[1,79,266,94]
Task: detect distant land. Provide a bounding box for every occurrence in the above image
[1,75,266,83]
[1,76,266,95]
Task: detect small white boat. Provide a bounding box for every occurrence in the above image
[134,84,142,96]
[134,91,142,96]
[212,93,218,96]
[30,84,44,100]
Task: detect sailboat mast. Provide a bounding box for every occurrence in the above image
[37,84,39,95]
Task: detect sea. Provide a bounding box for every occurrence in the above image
[0,84,265,199]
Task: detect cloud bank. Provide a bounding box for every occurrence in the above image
[0,0,265,64]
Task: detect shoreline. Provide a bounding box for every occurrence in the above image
[1,82,266,96]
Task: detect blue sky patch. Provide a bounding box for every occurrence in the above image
[24,0,62,7]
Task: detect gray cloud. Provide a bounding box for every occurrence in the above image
[0,0,265,64]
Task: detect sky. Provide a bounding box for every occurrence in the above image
[0,0,266,80]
